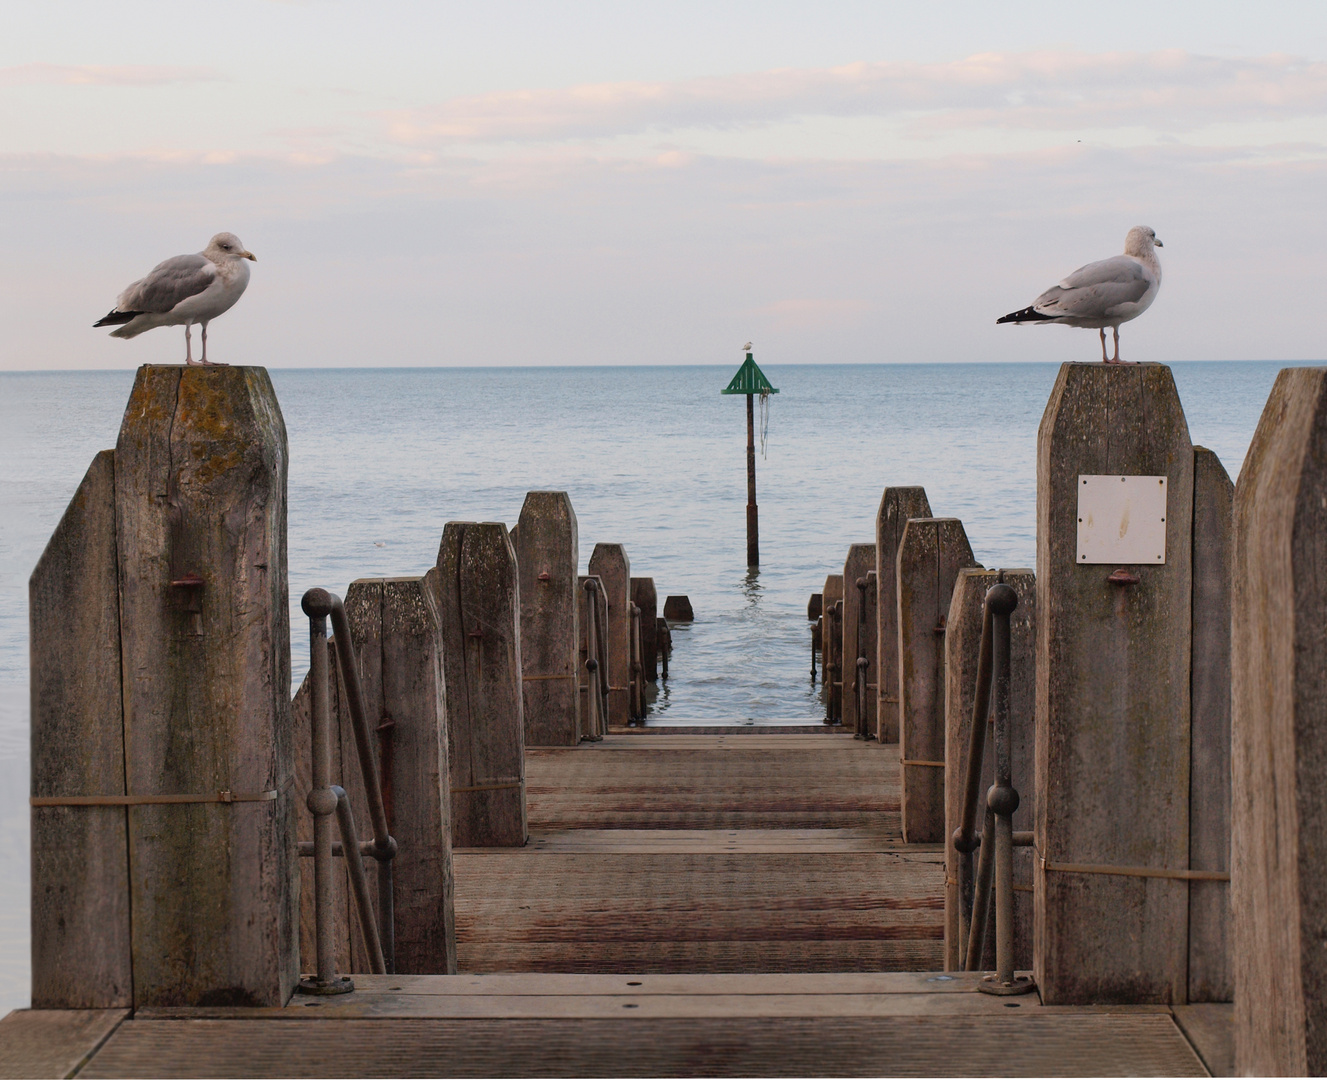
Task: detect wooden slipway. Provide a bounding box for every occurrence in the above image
[1,732,1228,1077]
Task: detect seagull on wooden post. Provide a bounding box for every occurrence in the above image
[94,232,256,366]
[997,226,1162,364]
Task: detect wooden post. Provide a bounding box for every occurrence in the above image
[875,488,933,743]
[577,575,610,740]
[112,365,297,1007]
[29,450,132,1008]
[588,543,632,727]
[433,523,527,847]
[1035,362,1194,1006]
[1189,447,1233,1004]
[897,517,977,843]
[632,577,659,683]
[822,574,844,724]
[746,392,759,566]
[943,568,1035,973]
[513,492,580,747]
[1231,368,1327,1073]
[840,544,877,738]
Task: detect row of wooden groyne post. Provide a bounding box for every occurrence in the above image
[27,366,686,1009]
[808,361,1327,1074]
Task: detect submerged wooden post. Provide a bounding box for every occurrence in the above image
[1035,362,1194,1005]
[513,492,580,747]
[433,523,527,847]
[822,574,844,724]
[113,365,297,1007]
[632,577,659,683]
[943,568,1035,973]
[588,543,631,727]
[1232,368,1327,1073]
[30,450,132,1008]
[840,544,877,738]
[1190,447,1233,1004]
[897,517,977,843]
[875,487,933,743]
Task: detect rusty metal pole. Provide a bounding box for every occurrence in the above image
[746,392,759,566]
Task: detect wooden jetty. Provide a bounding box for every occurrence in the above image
[3,730,1227,1077]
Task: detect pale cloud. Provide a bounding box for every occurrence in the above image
[0,63,226,87]
[381,51,1327,147]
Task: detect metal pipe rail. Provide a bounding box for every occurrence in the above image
[298,588,399,995]
[582,578,610,738]
[629,602,644,723]
[952,579,1034,996]
[854,576,870,739]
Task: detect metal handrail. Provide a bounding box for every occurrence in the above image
[298,588,399,994]
[952,580,1034,995]
[582,578,609,738]
[854,576,870,739]
[629,603,644,722]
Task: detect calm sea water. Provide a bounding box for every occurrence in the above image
[0,360,1303,1010]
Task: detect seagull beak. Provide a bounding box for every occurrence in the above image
[242,251,257,261]
[1154,239,1163,248]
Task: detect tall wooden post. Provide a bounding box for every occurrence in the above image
[722,352,777,569]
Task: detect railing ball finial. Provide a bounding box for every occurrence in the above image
[986,582,1018,617]
[302,587,335,619]
[987,782,1020,818]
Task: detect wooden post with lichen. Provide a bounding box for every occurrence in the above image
[514,492,580,747]
[433,522,527,847]
[875,487,932,743]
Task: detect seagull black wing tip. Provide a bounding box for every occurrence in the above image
[997,306,1052,325]
[93,310,141,327]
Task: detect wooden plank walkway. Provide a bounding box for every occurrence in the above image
[0,730,1230,1076]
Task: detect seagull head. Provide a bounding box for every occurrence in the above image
[1124,225,1162,256]
[207,232,257,262]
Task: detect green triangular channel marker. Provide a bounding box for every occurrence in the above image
[720,354,779,395]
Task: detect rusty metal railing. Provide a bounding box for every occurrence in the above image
[951,580,1034,995]
[297,588,398,994]
[582,578,610,739]
[854,576,870,739]
[629,602,644,723]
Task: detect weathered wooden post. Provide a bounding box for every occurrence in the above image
[720,351,778,566]
[1190,446,1233,1004]
[588,543,631,727]
[943,568,1035,973]
[841,545,877,738]
[30,450,132,1008]
[577,575,610,740]
[433,522,527,847]
[1231,368,1327,1073]
[32,366,300,1008]
[292,576,457,975]
[821,574,843,724]
[632,577,659,683]
[898,517,977,843]
[1035,362,1195,1005]
[875,488,933,743]
[513,491,580,747]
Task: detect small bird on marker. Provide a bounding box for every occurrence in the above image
[742,341,753,351]
[997,226,1162,364]
[94,232,256,366]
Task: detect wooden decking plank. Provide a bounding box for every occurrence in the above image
[0,1009,129,1080]
[506,827,926,854]
[1172,1004,1232,1077]
[80,1014,1208,1077]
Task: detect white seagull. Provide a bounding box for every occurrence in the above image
[94,232,256,366]
[997,226,1162,364]
[742,341,753,351]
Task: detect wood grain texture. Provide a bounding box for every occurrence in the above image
[28,450,132,1008]
[875,487,933,743]
[1231,368,1327,1074]
[113,365,297,1008]
[1189,448,1232,1003]
[631,577,658,683]
[841,544,877,737]
[822,575,843,724]
[897,518,976,843]
[942,569,1035,973]
[434,523,527,848]
[515,492,580,746]
[0,1009,129,1080]
[588,544,631,726]
[1035,362,1194,1007]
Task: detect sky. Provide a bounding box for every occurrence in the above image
[2,2,1326,369]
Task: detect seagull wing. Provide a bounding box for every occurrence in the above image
[1034,256,1150,319]
[117,254,217,314]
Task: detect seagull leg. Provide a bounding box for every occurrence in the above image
[1103,326,1134,365]
[1099,329,1109,363]
[198,321,227,367]
[185,324,200,366]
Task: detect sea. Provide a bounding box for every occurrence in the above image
[0,360,1306,1012]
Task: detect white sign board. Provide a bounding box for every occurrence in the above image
[1076,475,1168,565]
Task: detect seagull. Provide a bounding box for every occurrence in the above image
[94,232,256,366]
[997,226,1162,364]
[742,341,753,351]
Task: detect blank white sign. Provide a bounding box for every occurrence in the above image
[1076,475,1168,565]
